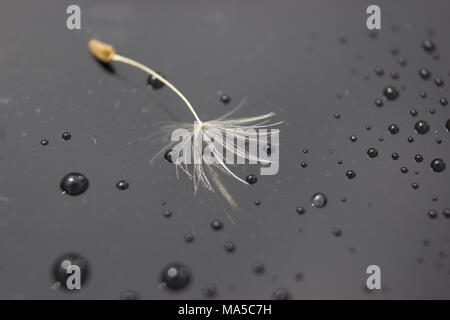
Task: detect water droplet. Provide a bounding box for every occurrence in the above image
[436,137,442,144]
[388,124,400,134]
[415,120,430,134]
[412,183,419,190]
[410,109,418,117]
[147,72,165,89]
[245,174,257,184]
[252,263,265,274]
[263,143,272,155]
[374,67,384,76]
[430,158,446,172]
[162,209,172,218]
[434,77,444,87]
[40,139,49,146]
[52,253,89,290]
[440,97,448,106]
[443,208,450,218]
[203,284,217,298]
[184,233,194,243]
[333,112,341,119]
[116,180,129,190]
[62,132,71,141]
[391,153,399,160]
[224,242,235,252]
[164,149,173,163]
[302,148,309,154]
[273,288,290,300]
[210,219,223,230]
[400,167,408,174]
[332,227,342,237]
[296,207,305,215]
[407,136,414,143]
[419,90,427,98]
[60,173,89,196]
[346,170,356,179]
[419,68,431,79]
[397,57,407,66]
[390,71,399,79]
[427,209,438,219]
[375,98,383,107]
[337,160,343,165]
[300,162,307,168]
[414,154,424,163]
[254,200,261,206]
[120,290,139,300]
[367,148,378,158]
[349,135,357,142]
[160,263,191,290]
[383,86,399,100]
[446,119,450,131]
[422,40,435,52]
[311,193,327,208]
[220,94,231,104]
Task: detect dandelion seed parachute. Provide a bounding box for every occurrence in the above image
[88,40,282,209]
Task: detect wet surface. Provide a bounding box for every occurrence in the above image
[0,0,449,299]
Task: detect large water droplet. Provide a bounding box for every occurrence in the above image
[60,173,89,196]
[160,263,191,290]
[430,159,445,172]
[311,193,327,208]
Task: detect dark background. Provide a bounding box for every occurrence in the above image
[0,0,449,299]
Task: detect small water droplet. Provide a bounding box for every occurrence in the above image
[252,263,265,274]
[160,263,191,290]
[211,219,223,230]
[203,284,217,298]
[346,170,356,179]
[147,72,165,89]
[332,227,342,237]
[349,135,357,142]
[296,207,305,215]
[410,109,418,117]
[383,86,399,100]
[419,68,431,79]
[414,154,424,163]
[184,233,194,243]
[116,180,129,190]
[374,67,384,76]
[60,173,89,196]
[220,94,231,104]
[62,132,71,141]
[440,97,448,106]
[300,162,307,168]
[164,149,173,163]
[427,209,438,219]
[434,77,444,87]
[120,290,139,300]
[245,174,258,184]
[367,148,378,158]
[388,124,400,134]
[311,193,327,208]
[400,167,408,174]
[224,241,235,252]
[391,153,399,160]
[162,209,172,218]
[375,98,383,107]
[415,120,430,134]
[273,288,290,300]
[40,139,49,146]
[443,208,450,218]
[412,183,419,190]
[407,136,414,143]
[422,40,435,52]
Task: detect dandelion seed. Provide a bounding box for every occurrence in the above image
[88,40,282,209]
